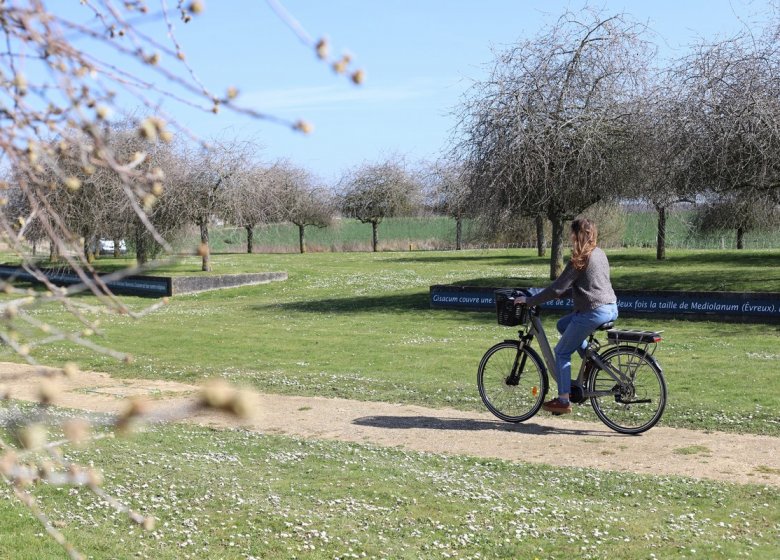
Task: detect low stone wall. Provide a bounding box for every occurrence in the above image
[171,272,287,295]
[0,265,287,297]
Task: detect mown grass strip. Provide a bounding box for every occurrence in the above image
[0,420,777,560]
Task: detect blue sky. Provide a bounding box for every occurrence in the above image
[68,1,776,183]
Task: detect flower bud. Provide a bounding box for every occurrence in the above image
[201,379,234,409]
[18,423,47,450]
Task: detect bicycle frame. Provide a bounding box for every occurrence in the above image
[517,308,634,398]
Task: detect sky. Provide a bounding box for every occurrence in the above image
[65,0,778,184]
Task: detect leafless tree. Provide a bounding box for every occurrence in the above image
[632,82,698,260]
[181,140,259,270]
[7,132,123,264]
[423,160,471,250]
[271,162,334,253]
[222,165,280,254]
[339,158,421,252]
[454,9,653,278]
[7,123,192,265]
[672,17,780,235]
[693,189,779,248]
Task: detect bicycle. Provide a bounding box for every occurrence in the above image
[477,289,667,434]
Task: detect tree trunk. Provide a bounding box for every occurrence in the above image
[200,219,211,271]
[736,227,744,249]
[245,225,253,254]
[113,237,121,258]
[299,224,306,254]
[549,215,566,280]
[84,235,96,263]
[536,215,546,257]
[371,221,379,252]
[455,217,462,250]
[135,231,148,266]
[49,240,59,262]
[656,205,667,261]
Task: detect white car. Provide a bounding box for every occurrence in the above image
[98,239,128,255]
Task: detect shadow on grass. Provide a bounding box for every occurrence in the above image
[388,249,779,267]
[444,277,543,288]
[353,415,622,437]
[613,270,780,292]
[255,292,484,317]
[609,251,780,268]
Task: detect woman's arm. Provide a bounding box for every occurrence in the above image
[516,262,578,306]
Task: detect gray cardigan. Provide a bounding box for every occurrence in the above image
[527,247,617,312]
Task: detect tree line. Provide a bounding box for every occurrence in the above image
[4,7,779,280]
[450,7,780,278]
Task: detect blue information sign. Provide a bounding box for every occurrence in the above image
[429,285,780,322]
[0,265,172,297]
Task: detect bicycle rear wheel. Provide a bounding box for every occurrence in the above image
[588,345,667,434]
[478,341,548,423]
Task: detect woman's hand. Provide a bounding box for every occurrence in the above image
[514,296,527,306]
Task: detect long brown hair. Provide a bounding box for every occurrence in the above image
[570,217,598,271]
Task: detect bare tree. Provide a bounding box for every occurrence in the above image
[339,158,421,252]
[673,18,780,233]
[182,140,259,270]
[7,132,122,263]
[223,165,280,254]
[693,190,779,248]
[632,82,698,260]
[423,160,471,250]
[271,162,333,253]
[455,9,653,278]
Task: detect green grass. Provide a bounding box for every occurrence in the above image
[1,418,777,560]
[1,249,779,559]
[3,248,779,435]
[212,216,478,253]
[196,212,780,253]
[621,211,780,250]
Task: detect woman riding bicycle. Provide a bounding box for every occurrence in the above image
[514,217,618,414]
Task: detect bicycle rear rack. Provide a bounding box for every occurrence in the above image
[606,329,662,358]
[607,329,663,344]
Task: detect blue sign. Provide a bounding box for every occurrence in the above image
[0,265,171,297]
[430,291,496,309]
[429,285,780,322]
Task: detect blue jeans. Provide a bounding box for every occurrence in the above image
[554,303,618,396]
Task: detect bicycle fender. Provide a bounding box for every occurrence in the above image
[600,345,663,374]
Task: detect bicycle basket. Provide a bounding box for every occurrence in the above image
[495,289,527,327]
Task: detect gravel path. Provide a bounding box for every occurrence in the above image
[2,362,778,487]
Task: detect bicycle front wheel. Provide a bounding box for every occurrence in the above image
[588,345,667,434]
[478,341,548,423]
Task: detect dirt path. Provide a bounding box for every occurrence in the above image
[2,362,778,487]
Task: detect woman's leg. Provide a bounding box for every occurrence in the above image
[554,304,618,398]
[556,313,574,335]
[557,312,588,358]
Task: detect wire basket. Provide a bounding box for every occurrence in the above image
[495,289,527,326]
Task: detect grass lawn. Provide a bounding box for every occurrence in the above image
[0,416,777,560]
[2,248,779,435]
[203,214,780,252]
[0,248,778,560]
